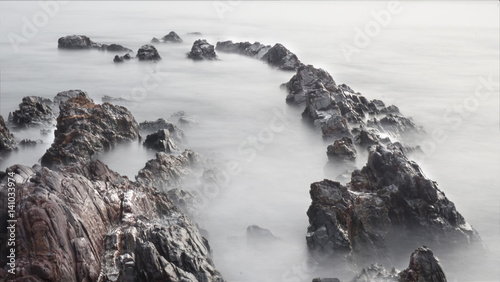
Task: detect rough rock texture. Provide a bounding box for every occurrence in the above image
[306,145,481,264]
[58,35,131,52]
[139,118,185,143]
[143,129,180,153]
[0,115,17,155]
[283,64,337,104]
[352,264,399,282]
[137,44,161,61]
[41,92,139,168]
[188,39,218,60]
[53,90,90,105]
[0,160,224,281]
[216,40,301,70]
[8,96,56,128]
[162,31,183,43]
[326,137,357,162]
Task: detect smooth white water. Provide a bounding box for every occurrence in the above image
[0,2,499,281]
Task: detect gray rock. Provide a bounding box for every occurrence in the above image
[188,39,218,60]
[162,31,183,43]
[58,35,98,49]
[261,43,302,71]
[53,89,91,105]
[0,115,17,155]
[326,137,357,162]
[137,44,161,61]
[143,129,180,153]
[139,118,184,143]
[246,225,279,243]
[284,64,337,104]
[398,246,447,282]
[8,96,56,128]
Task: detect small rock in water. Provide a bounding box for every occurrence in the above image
[19,139,43,147]
[162,31,183,43]
[0,115,17,155]
[188,39,218,60]
[150,37,160,44]
[143,129,180,153]
[246,225,279,243]
[137,44,161,61]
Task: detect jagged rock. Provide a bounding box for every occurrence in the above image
[321,116,352,140]
[19,139,43,147]
[53,89,90,105]
[166,188,201,218]
[162,31,183,43]
[352,264,399,282]
[137,44,161,61]
[354,129,381,147]
[8,96,56,128]
[246,225,279,243]
[143,129,180,153]
[0,160,224,281]
[139,118,184,143]
[58,35,99,49]
[398,246,447,282]
[284,64,337,104]
[187,32,202,36]
[261,43,302,71]
[150,37,160,44]
[380,105,400,114]
[105,43,132,53]
[136,150,201,190]
[114,55,124,63]
[0,115,17,155]
[41,92,139,168]
[307,145,481,264]
[216,41,271,59]
[379,115,425,137]
[327,137,356,162]
[188,39,218,60]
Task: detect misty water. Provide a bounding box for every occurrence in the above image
[0,2,499,281]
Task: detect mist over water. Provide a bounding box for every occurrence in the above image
[0,2,498,281]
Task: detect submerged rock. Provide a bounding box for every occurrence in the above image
[0,115,17,155]
[188,39,218,60]
[307,145,481,264]
[139,118,184,143]
[19,139,43,147]
[58,35,131,52]
[0,160,225,281]
[143,129,180,153]
[41,91,139,168]
[137,44,161,61]
[326,137,357,162]
[8,96,56,128]
[162,31,183,43]
[150,37,161,44]
[246,225,279,243]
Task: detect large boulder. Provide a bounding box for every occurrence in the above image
[284,64,337,104]
[188,39,218,60]
[143,129,180,153]
[162,31,183,43]
[0,115,17,156]
[307,145,481,265]
[8,96,56,128]
[0,160,225,281]
[41,92,140,168]
[137,44,161,61]
[58,35,99,49]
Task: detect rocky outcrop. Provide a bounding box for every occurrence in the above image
[216,40,301,70]
[0,115,17,155]
[188,39,218,60]
[307,145,481,265]
[113,53,132,63]
[8,96,56,128]
[143,129,180,153]
[0,159,224,281]
[162,31,183,43]
[139,118,185,143]
[58,35,131,52]
[136,45,161,61]
[326,137,356,163]
[41,92,139,168]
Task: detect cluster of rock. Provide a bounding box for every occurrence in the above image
[58,35,131,53]
[314,246,447,282]
[188,39,218,60]
[0,115,17,156]
[216,40,302,70]
[151,31,183,44]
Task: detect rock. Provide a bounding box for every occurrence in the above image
[150,37,160,44]
[166,188,201,218]
[352,264,399,282]
[139,118,184,143]
[216,41,270,59]
[321,116,352,140]
[162,31,183,43]
[326,137,357,162]
[19,139,43,147]
[398,246,447,282]
[261,43,302,71]
[143,129,180,153]
[8,96,56,128]
[246,225,279,243]
[354,129,381,147]
[137,44,161,61]
[379,114,425,137]
[113,55,124,63]
[312,279,341,282]
[380,105,400,114]
[170,111,199,126]
[53,89,91,105]
[105,43,132,53]
[0,115,17,155]
[188,39,218,60]
[0,160,224,281]
[306,145,481,264]
[284,64,337,104]
[58,35,98,49]
[41,92,139,168]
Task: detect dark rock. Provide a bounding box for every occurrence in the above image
[58,35,98,49]
[380,105,400,114]
[284,64,337,104]
[150,37,160,44]
[41,92,139,168]
[8,96,56,128]
[312,279,341,282]
[105,43,132,53]
[137,44,161,61]
[166,188,201,218]
[327,137,357,162]
[113,55,124,63]
[0,115,17,155]
[398,246,447,282]
[216,40,270,59]
[19,139,43,147]
[354,129,381,147]
[143,129,180,153]
[307,145,481,264]
[352,264,399,282]
[139,118,184,143]
[162,31,183,43]
[246,225,279,243]
[188,39,218,60]
[261,43,302,71]
[40,128,52,135]
[0,160,224,281]
[321,116,352,140]
[53,89,91,105]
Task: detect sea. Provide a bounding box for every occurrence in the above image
[0,1,499,281]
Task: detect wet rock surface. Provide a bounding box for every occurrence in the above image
[41,92,139,168]
[188,39,218,60]
[216,40,301,70]
[137,44,161,61]
[8,96,56,128]
[0,115,17,155]
[0,160,224,281]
